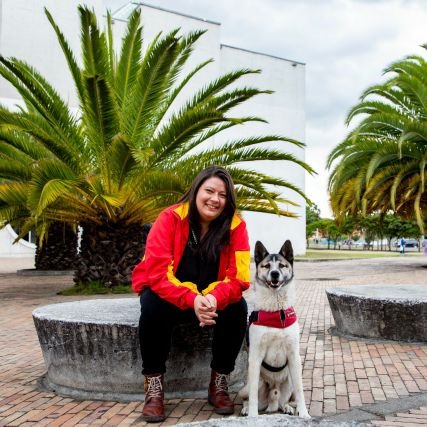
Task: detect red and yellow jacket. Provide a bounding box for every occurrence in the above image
[132,202,250,310]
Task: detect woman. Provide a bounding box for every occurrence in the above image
[132,166,250,422]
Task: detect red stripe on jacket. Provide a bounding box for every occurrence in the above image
[131,202,251,310]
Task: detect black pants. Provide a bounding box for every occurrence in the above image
[139,288,247,375]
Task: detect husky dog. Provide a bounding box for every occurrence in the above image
[239,240,310,418]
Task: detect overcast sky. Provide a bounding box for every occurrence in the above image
[108,0,427,217]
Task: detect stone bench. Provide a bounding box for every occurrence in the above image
[326,285,427,342]
[33,298,247,401]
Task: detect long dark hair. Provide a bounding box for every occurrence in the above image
[179,166,236,262]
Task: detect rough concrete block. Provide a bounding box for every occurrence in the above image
[33,298,247,401]
[326,285,427,342]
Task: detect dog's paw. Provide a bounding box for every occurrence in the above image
[296,407,311,419]
[299,413,311,419]
[247,408,259,417]
[240,406,249,417]
[281,404,294,415]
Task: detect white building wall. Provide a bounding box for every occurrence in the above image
[0,0,307,256]
[218,46,306,254]
[0,0,105,108]
[0,226,35,256]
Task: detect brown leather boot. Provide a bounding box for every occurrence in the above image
[208,370,235,415]
[142,374,165,422]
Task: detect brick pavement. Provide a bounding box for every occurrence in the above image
[371,406,427,426]
[0,256,426,426]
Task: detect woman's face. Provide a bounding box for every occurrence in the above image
[195,177,227,224]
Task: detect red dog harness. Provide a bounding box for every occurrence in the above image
[247,307,297,372]
[249,307,297,329]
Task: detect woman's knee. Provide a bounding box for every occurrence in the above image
[139,288,177,321]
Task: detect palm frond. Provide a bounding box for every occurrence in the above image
[115,7,143,106]
[45,7,85,104]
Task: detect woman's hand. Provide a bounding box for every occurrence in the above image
[204,294,217,311]
[194,295,217,327]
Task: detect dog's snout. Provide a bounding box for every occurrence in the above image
[270,271,280,281]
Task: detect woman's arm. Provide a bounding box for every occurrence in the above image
[132,209,199,309]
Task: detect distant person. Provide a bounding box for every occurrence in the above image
[399,238,406,255]
[423,237,427,256]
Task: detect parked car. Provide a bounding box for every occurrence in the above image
[393,239,419,248]
[320,238,335,245]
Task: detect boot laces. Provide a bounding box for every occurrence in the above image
[215,373,229,394]
[146,375,163,399]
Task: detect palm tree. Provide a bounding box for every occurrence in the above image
[0,6,314,286]
[34,222,77,270]
[0,137,77,270]
[328,45,427,233]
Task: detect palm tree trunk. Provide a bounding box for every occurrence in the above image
[74,219,151,286]
[35,222,77,270]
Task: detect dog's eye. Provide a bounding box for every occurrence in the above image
[278,263,286,268]
[262,263,270,269]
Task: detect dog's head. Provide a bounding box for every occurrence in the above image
[254,240,294,290]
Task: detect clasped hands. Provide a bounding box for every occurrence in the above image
[194,294,217,327]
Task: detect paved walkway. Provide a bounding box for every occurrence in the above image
[0,256,426,426]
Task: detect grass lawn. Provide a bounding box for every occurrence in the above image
[297,249,424,259]
[58,281,132,296]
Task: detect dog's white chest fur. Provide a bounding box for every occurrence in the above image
[249,322,299,382]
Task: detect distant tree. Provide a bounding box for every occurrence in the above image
[314,218,335,250]
[306,203,321,224]
[358,214,421,251]
[359,216,380,250]
[328,222,341,250]
[335,216,355,249]
[306,203,321,247]
[383,214,403,251]
[399,219,423,251]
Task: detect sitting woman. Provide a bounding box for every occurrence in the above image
[132,165,250,422]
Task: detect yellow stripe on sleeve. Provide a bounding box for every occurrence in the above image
[166,262,199,294]
[201,278,230,295]
[235,250,250,282]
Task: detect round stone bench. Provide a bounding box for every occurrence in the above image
[32,298,247,401]
[326,285,427,342]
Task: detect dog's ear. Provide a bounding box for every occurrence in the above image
[279,240,294,265]
[254,241,269,265]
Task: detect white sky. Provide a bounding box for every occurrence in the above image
[108,0,427,217]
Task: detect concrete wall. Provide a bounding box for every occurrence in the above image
[0,225,35,257]
[0,0,104,107]
[0,0,307,255]
[219,45,306,253]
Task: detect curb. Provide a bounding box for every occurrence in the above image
[17,268,74,276]
[176,392,427,426]
[321,391,427,424]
